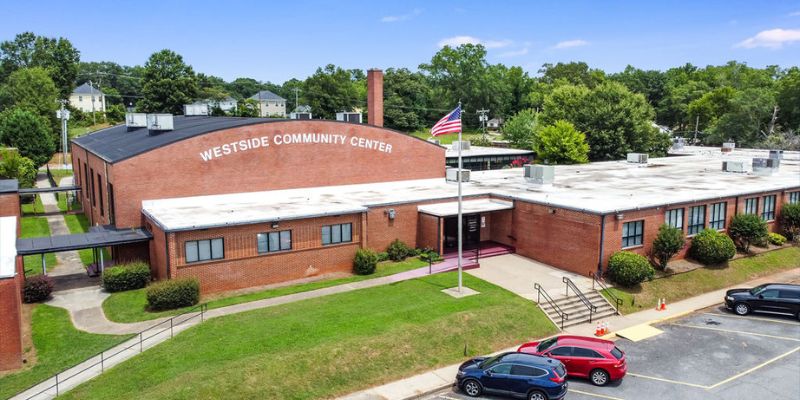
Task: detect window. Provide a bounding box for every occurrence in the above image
[549,347,572,357]
[762,195,776,221]
[744,198,758,215]
[665,208,684,230]
[611,347,624,360]
[709,202,726,230]
[257,230,292,253]
[688,205,706,235]
[185,238,224,263]
[760,289,779,299]
[322,223,352,245]
[489,364,512,375]
[97,173,103,217]
[622,220,644,248]
[510,365,547,377]
[83,163,89,200]
[572,347,603,359]
[779,290,800,300]
[790,192,800,204]
[90,168,96,207]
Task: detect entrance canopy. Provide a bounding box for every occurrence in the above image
[16,225,151,256]
[417,199,513,217]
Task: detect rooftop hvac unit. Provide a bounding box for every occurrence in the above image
[427,138,441,145]
[722,142,736,153]
[523,164,555,185]
[752,158,779,176]
[445,167,470,183]
[146,114,174,135]
[769,150,784,160]
[722,161,746,173]
[626,153,649,164]
[183,103,209,116]
[671,137,685,150]
[336,112,362,123]
[451,141,471,151]
[290,112,312,120]
[125,113,147,131]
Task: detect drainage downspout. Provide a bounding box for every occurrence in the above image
[165,231,171,279]
[597,214,606,274]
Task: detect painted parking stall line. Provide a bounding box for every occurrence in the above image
[568,388,626,400]
[669,322,800,342]
[706,346,800,390]
[701,312,800,326]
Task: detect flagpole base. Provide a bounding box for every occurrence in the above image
[441,287,480,298]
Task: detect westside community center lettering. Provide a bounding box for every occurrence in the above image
[199,133,394,162]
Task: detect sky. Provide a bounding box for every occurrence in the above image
[1,0,799,83]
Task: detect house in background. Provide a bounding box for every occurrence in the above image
[70,83,106,113]
[249,90,286,117]
[187,97,239,115]
[290,105,312,120]
[487,118,503,131]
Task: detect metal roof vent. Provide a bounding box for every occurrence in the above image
[722,141,736,153]
[446,167,470,183]
[451,141,471,151]
[146,114,174,135]
[769,150,784,161]
[626,153,649,164]
[427,138,441,145]
[671,137,685,150]
[752,158,779,176]
[722,160,747,173]
[125,113,147,131]
[524,164,554,185]
[336,112,362,123]
[183,103,209,116]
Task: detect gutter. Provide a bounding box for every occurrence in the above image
[597,214,606,274]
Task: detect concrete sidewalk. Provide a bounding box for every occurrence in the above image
[338,267,800,400]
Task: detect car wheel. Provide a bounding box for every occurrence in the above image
[462,379,482,397]
[734,303,751,316]
[590,369,610,386]
[528,390,548,400]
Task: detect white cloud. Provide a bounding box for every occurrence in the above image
[497,48,529,58]
[789,11,800,16]
[437,36,512,49]
[553,39,589,49]
[736,28,800,48]
[380,9,422,23]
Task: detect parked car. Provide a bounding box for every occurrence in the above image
[725,283,800,320]
[455,352,567,400]
[517,335,626,386]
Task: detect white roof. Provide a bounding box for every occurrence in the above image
[445,145,533,158]
[0,216,17,279]
[143,147,800,232]
[418,199,514,217]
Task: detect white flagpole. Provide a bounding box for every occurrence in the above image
[457,102,463,293]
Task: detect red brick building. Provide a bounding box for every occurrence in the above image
[0,180,23,371]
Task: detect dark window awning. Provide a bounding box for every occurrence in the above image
[16,226,151,256]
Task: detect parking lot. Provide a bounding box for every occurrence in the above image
[423,306,800,400]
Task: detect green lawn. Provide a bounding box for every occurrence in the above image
[0,305,132,400]
[21,217,57,275]
[65,272,556,400]
[48,168,73,185]
[69,123,112,138]
[409,130,485,144]
[603,247,800,314]
[20,195,44,215]
[56,192,82,212]
[103,257,430,323]
[64,214,108,265]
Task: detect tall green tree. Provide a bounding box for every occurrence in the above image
[78,61,143,106]
[0,67,59,138]
[0,32,80,99]
[0,108,55,168]
[610,65,667,106]
[707,88,776,146]
[502,109,539,149]
[303,64,362,119]
[534,120,589,164]
[777,67,800,132]
[0,149,36,188]
[139,50,198,114]
[538,61,605,88]
[383,68,433,131]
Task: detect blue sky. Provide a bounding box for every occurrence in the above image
[1,1,799,83]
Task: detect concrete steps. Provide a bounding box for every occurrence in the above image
[538,289,618,329]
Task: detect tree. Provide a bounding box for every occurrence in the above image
[610,65,667,106]
[776,67,800,132]
[707,88,776,146]
[303,64,362,120]
[383,68,433,131]
[780,203,800,241]
[728,214,768,253]
[651,224,685,270]
[534,120,589,164]
[0,67,58,140]
[235,98,259,117]
[138,50,198,114]
[0,108,55,168]
[502,109,539,149]
[538,62,605,88]
[0,149,36,188]
[0,32,80,99]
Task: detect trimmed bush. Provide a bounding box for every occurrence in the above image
[651,224,685,270]
[728,214,768,253]
[768,232,787,246]
[102,261,151,292]
[146,278,200,311]
[386,239,414,262]
[689,229,736,265]
[376,252,389,262]
[781,202,800,241]
[23,275,54,303]
[607,251,655,287]
[353,248,378,275]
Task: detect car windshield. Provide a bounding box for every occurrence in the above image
[537,338,558,353]
[749,285,767,295]
[479,354,504,369]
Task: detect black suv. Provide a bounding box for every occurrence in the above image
[725,283,800,320]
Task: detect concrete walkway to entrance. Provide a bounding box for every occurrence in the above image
[467,254,595,301]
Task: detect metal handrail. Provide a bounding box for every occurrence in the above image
[20,303,208,399]
[534,283,569,329]
[592,272,623,315]
[562,277,597,323]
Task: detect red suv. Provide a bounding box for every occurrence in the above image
[518,335,626,386]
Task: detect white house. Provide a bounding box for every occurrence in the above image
[487,118,503,131]
[249,90,286,117]
[70,83,106,113]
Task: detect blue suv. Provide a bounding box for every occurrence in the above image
[455,352,568,400]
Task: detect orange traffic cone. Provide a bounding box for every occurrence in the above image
[655,298,662,311]
[595,322,603,336]
[660,298,667,311]
[604,322,611,335]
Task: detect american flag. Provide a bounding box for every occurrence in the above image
[430,105,462,137]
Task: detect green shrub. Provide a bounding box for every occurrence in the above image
[376,252,389,262]
[651,224,685,270]
[470,136,492,147]
[353,248,378,275]
[386,239,414,262]
[102,261,151,292]
[728,214,768,253]
[781,203,800,241]
[768,232,787,246]
[23,275,54,303]
[146,278,200,311]
[689,229,736,265]
[607,251,655,287]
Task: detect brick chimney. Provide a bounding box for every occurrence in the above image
[367,68,384,127]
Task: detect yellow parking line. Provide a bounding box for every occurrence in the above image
[626,372,709,389]
[569,388,625,400]
[701,312,800,326]
[707,346,800,389]
[670,323,800,342]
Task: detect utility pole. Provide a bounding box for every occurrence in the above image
[693,115,699,144]
[58,100,68,169]
[476,108,489,139]
[88,80,97,125]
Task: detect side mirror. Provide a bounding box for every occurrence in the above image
[758,294,764,299]
[485,370,493,376]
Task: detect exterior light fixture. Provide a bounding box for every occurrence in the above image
[386,209,396,220]
[615,213,624,220]
[271,222,280,229]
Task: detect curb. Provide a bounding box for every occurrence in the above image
[401,383,455,400]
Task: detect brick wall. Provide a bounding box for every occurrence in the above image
[488,208,514,246]
[417,213,440,252]
[0,274,22,371]
[71,145,113,227]
[0,192,19,220]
